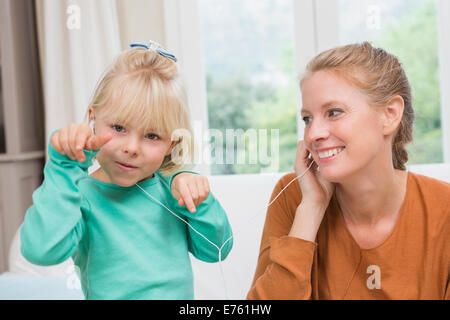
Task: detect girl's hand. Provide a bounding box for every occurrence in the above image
[171,173,210,213]
[294,140,335,208]
[51,123,112,162]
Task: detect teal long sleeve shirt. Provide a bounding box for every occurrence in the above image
[20,131,233,300]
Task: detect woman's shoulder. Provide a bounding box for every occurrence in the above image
[271,172,303,206]
[407,171,450,222]
[277,172,299,185]
[408,171,450,198]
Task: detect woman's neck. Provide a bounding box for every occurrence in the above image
[335,165,408,227]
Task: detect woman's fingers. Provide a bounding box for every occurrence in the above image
[294,140,312,175]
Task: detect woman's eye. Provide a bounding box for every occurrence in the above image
[302,116,312,124]
[329,109,343,117]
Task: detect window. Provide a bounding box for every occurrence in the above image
[338,0,443,164]
[197,0,297,175]
[165,0,450,175]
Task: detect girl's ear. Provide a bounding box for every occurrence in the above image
[89,106,97,123]
[165,140,178,156]
[88,106,95,121]
[382,95,404,136]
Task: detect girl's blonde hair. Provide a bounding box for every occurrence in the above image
[84,47,194,176]
[300,42,415,170]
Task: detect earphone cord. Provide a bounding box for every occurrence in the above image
[135,160,315,299]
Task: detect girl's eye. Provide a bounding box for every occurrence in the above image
[112,125,159,140]
[146,133,159,140]
[112,124,125,132]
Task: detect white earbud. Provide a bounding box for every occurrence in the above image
[89,118,95,133]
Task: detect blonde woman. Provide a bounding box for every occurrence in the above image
[248,42,449,299]
[20,41,233,300]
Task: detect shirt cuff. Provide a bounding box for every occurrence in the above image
[48,129,100,169]
[269,236,317,266]
[168,170,199,188]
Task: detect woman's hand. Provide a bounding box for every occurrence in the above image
[171,173,210,213]
[294,140,335,208]
[51,123,112,162]
[290,140,335,241]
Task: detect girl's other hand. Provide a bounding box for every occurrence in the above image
[51,123,112,162]
[171,173,210,213]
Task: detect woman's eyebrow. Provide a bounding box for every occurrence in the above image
[301,101,346,114]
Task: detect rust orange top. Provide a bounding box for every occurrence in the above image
[248,171,450,299]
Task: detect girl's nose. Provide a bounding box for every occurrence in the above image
[123,135,140,155]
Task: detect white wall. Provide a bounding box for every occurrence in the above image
[116,0,166,49]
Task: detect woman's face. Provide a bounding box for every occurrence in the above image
[90,114,175,187]
[301,70,386,182]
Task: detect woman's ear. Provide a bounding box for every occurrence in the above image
[382,95,404,136]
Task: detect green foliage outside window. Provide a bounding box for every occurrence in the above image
[204,0,443,175]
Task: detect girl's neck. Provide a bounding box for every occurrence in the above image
[90,168,155,184]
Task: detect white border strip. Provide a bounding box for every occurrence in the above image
[438,0,450,163]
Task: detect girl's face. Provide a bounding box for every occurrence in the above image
[89,113,176,187]
[301,70,387,182]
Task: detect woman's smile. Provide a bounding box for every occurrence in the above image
[317,147,345,163]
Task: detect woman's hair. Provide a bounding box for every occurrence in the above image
[300,42,415,170]
[84,47,194,175]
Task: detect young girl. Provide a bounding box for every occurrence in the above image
[20,41,233,300]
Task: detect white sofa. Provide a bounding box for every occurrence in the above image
[193,163,450,299]
[1,163,449,299]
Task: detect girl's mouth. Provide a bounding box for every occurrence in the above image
[116,162,137,171]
